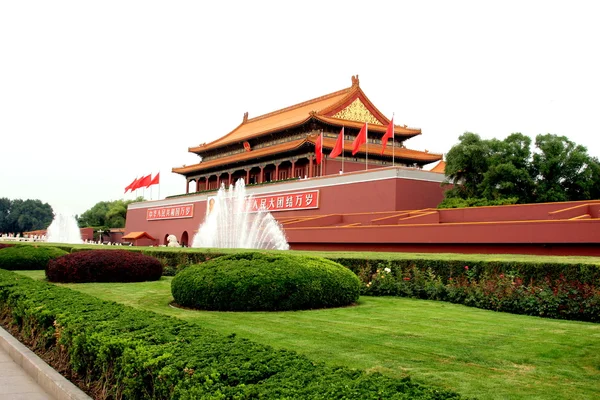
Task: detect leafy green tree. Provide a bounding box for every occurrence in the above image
[532,134,594,202]
[442,132,598,207]
[444,132,491,199]
[78,197,143,229]
[0,198,10,233]
[480,133,535,202]
[0,198,54,233]
[588,157,600,200]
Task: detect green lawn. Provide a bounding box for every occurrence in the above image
[18,270,600,400]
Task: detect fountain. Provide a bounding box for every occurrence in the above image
[46,213,83,244]
[191,179,289,250]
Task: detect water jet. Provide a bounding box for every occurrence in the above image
[191,179,289,250]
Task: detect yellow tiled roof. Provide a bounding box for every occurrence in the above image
[188,77,420,154]
[430,160,446,173]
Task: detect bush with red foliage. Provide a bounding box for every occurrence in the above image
[46,250,163,283]
[0,243,15,250]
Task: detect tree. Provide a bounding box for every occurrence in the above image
[0,198,54,233]
[479,133,535,202]
[532,134,594,202]
[78,197,143,229]
[444,132,491,199]
[442,132,598,207]
[0,198,10,232]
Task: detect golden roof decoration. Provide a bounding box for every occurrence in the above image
[332,98,381,125]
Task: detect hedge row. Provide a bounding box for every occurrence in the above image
[0,245,68,270]
[325,257,600,287]
[337,259,600,322]
[46,250,163,283]
[0,270,463,400]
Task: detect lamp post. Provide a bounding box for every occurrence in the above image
[97,229,105,244]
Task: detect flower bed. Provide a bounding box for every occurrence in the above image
[360,262,600,322]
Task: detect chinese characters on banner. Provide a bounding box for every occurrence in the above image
[248,190,319,212]
[147,204,194,220]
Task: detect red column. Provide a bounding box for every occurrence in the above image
[186,180,190,194]
[308,155,314,178]
[205,176,209,191]
[216,175,220,189]
[246,169,250,184]
[259,166,264,183]
[275,163,280,181]
[291,160,296,178]
[228,172,232,187]
[195,179,200,192]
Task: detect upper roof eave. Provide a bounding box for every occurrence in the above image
[306,136,443,163]
[314,115,421,138]
[188,115,313,154]
[175,138,309,175]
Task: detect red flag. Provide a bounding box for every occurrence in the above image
[352,123,367,156]
[330,127,344,158]
[381,117,394,155]
[129,176,144,192]
[148,172,160,187]
[124,177,138,193]
[315,132,323,165]
[135,174,152,190]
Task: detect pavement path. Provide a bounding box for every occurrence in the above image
[0,327,91,400]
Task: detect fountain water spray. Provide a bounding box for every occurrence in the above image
[191,179,289,250]
[46,213,83,244]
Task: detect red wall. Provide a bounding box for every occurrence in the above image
[324,159,387,175]
[125,204,207,246]
[125,176,445,245]
[437,200,600,223]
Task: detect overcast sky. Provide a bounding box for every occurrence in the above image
[1,1,599,216]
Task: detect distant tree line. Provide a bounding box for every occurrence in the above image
[77,197,144,229]
[0,198,54,233]
[440,133,600,208]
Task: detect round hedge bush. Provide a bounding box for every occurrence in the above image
[171,252,361,311]
[46,249,163,283]
[0,245,68,270]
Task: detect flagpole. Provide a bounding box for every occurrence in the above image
[321,130,323,177]
[365,122,369,171]
[158,170,161,200]
[342,127,345,174]
[392,113,395,167]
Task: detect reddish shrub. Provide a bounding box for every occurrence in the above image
[0,243,15,250]
[46,250,163,283]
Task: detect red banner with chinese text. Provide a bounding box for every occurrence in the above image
[248,190,319,213]
[147,204,194,220]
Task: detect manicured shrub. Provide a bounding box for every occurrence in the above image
[0,245,68,270]
[0,243,15,250]
[171,252,361,311]
[0,270,463,400]
[46,249,163,283]
[361,263,600,322]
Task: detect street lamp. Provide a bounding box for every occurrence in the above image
[96,229,105,244]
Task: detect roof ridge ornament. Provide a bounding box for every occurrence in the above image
[351,75,359,87]
[243,112,248,123]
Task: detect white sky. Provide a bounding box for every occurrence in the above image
[1,0,599,216]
